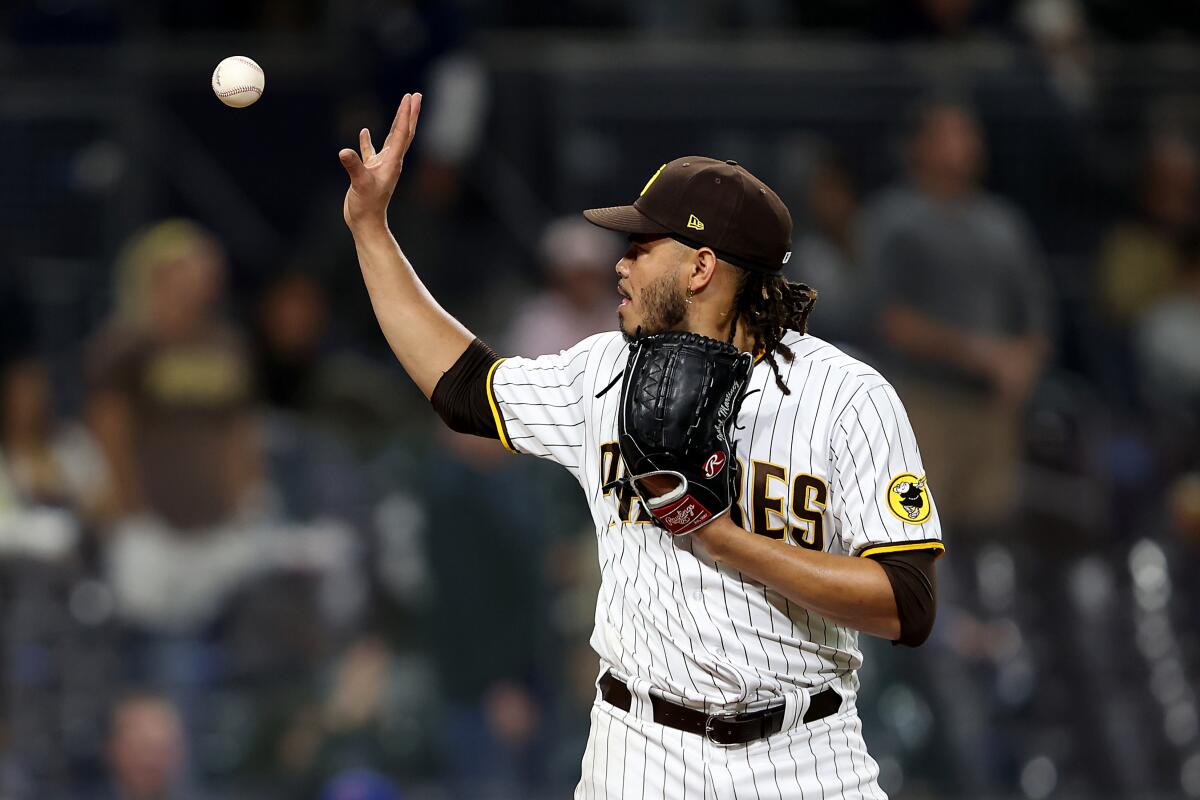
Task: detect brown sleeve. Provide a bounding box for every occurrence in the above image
[430,338,502,438]
[869,549,938,647]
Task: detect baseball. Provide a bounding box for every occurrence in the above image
[211,56,264,108]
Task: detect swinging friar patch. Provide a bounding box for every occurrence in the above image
[886,473,931,524]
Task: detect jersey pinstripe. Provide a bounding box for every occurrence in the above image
[488,330,943,712]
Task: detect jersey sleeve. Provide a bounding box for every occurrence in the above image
[829,382,944,559]
[487,333,617,474]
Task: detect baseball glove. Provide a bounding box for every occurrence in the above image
[607,331,755,536]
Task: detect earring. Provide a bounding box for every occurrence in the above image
[686,288,694,305]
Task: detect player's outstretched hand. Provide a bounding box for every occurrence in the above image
[339,92,423,229]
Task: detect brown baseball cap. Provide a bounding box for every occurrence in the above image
[583,156,793,273]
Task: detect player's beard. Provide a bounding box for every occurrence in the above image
[620,270,688,341]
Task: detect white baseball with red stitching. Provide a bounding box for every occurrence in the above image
[211,56,265,108]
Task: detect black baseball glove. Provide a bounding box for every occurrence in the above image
[607,331,755,536]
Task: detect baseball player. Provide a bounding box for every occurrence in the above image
[340,94,944,798]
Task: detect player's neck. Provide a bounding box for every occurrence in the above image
[684,313,755,355]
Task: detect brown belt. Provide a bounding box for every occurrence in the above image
[598,671,842,746]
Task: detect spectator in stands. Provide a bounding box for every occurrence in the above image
[787,150,868,349]
[86,220,264,630]
[256,271,331,414]
[253,269,371,527]
[359,1,486,214]
[88,219,259,532]
[104,692,188,800]
[1,359,114,526]
[861,99,1052,532]
[253,634,439,793]
[340,1,491,305]
[0,274,105,559]
[1018,0,1096,112]
[0,362,90,564]
[506,216,623,357]
[254,270,411,454]
[1096,134,1199,326]
[418,429,552,796]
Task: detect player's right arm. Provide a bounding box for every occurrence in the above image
[339,92,473,398]
[341,93,606,471]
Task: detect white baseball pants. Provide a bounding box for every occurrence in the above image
[574,690,886,799]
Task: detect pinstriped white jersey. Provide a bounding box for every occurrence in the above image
[488,329,943,711]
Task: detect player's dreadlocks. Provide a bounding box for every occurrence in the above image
[726,270,817,395]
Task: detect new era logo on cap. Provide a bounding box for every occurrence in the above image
[686,214,705,231]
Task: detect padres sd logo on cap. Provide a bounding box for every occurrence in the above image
[640,163,666,196]
[886,473,930,524]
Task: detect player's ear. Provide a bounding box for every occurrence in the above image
[688,247,720,293]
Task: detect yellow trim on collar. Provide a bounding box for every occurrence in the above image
[485,358,517,454]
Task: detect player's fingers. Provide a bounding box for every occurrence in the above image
[338,148,365,181]
[383,94,410,149]
[407,93,422,140]
[359,128,375,161]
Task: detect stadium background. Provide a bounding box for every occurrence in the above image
[1,1,1199,798]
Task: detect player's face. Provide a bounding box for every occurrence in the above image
[616,235,689,340]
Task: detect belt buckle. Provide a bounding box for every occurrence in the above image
[703,713,737,748]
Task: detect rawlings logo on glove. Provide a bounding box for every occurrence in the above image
[703,452,726,479]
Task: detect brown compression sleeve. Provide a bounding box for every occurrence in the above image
[869,549,938,647]
[430,338,502,438]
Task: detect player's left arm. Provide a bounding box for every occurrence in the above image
[692,519,915,642]
[695,380,943,645]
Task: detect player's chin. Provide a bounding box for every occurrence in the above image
[621,319,674,341]
[618,311,636,340]
[618,308,647,340]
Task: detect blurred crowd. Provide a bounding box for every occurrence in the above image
[0,213,609,799]
[0,1,1199,799]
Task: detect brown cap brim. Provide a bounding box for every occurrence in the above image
[582,205,672,235]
